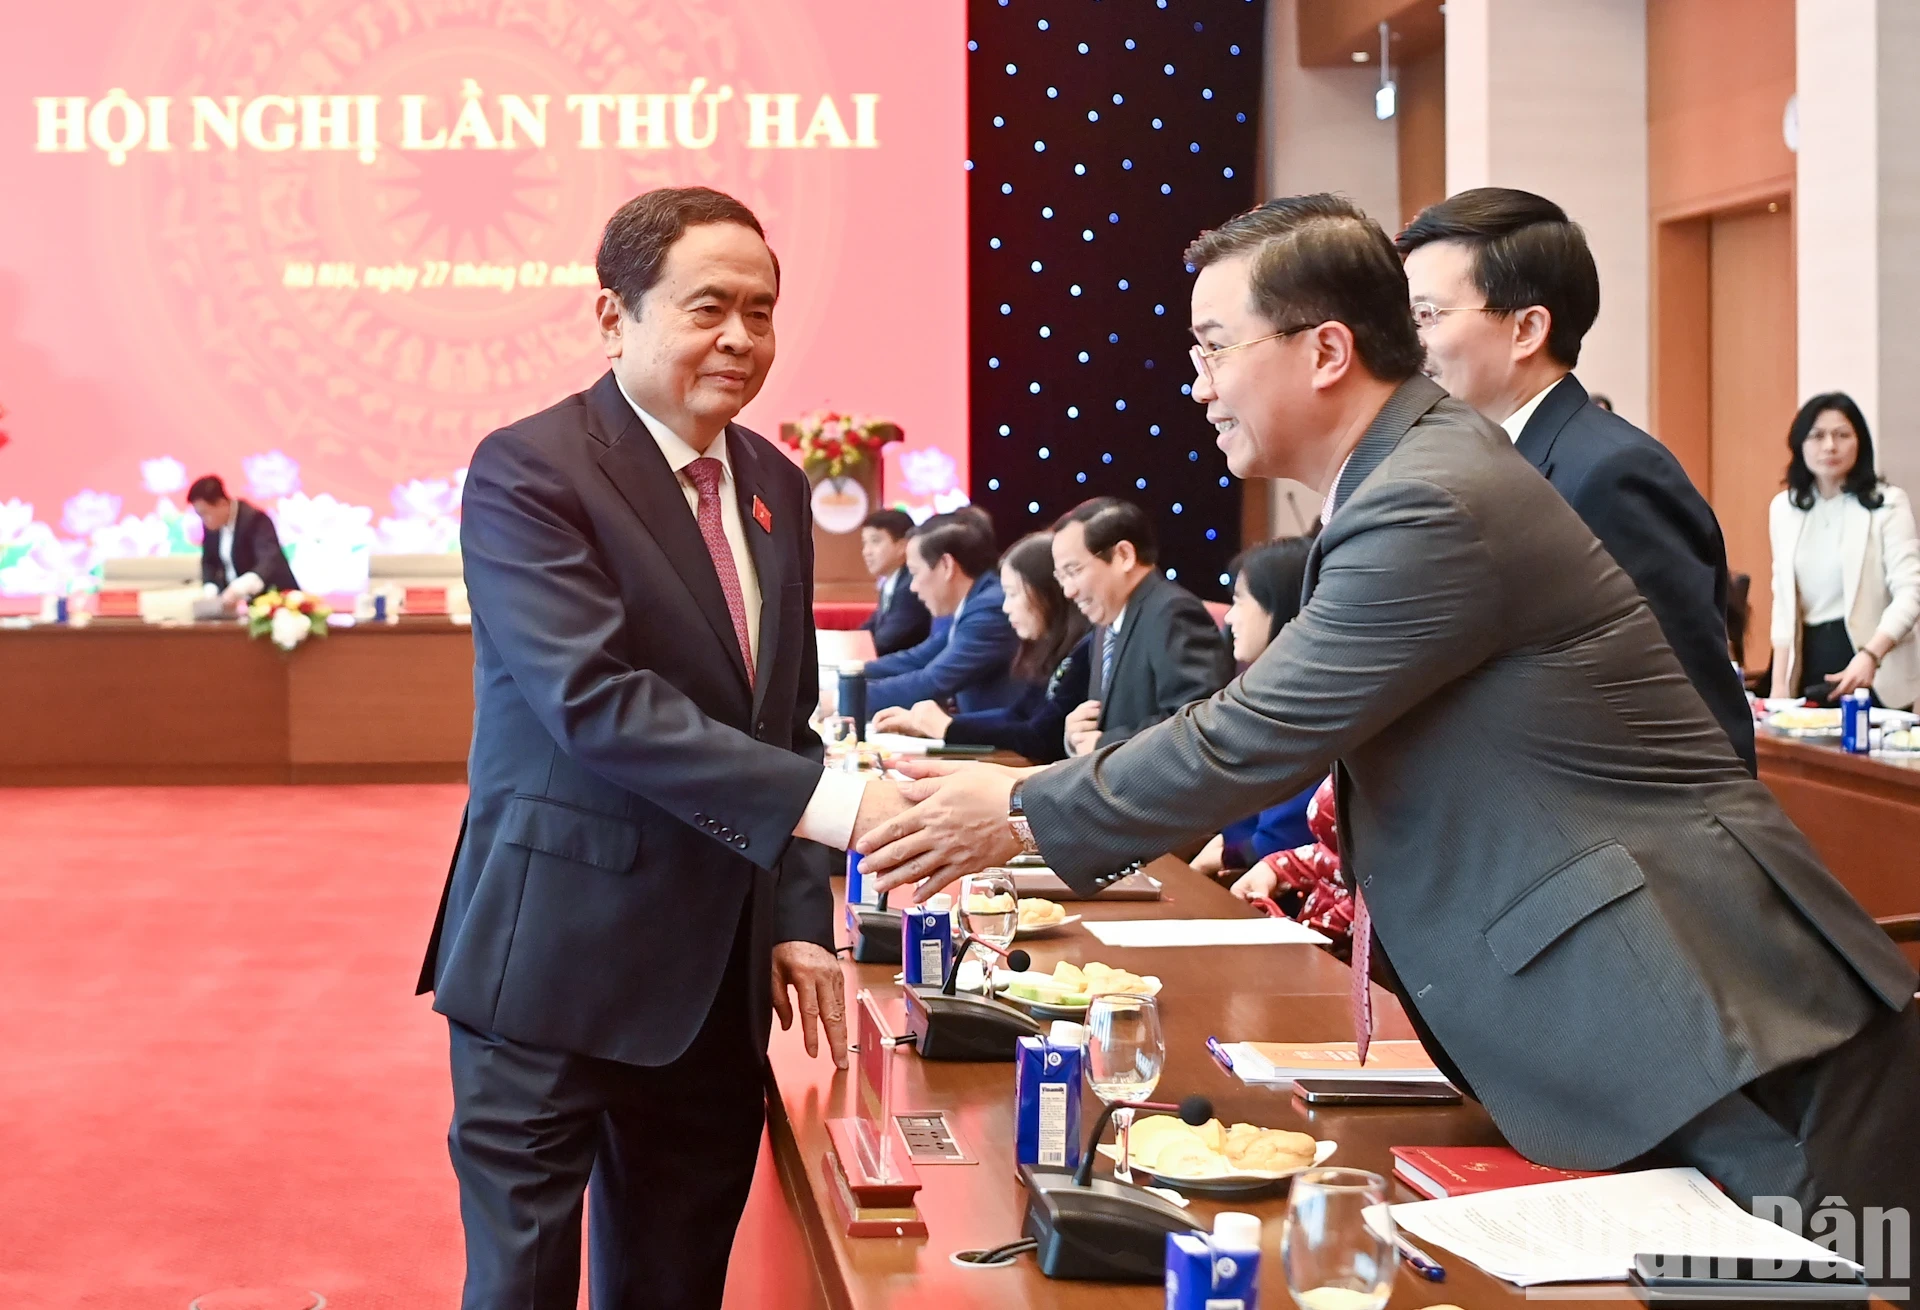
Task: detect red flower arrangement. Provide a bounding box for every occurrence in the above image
[778,411,903,480]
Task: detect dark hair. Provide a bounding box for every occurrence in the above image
[954,503,995,536]
[908,511,999,580]
[1228,533,1317,646]
[186,475,228,505]
[860,509,915,540]
[1185,194,1424,383]
[1590,393,1614,413]
[597,187,779,316]
[1393,187,1600,369]
[1786,392,1884,511]
[1052,496,1159,566]
[1000,532,1090,683]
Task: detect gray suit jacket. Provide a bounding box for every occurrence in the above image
[1094,571,1235,748]
[1024,376,1915,1170]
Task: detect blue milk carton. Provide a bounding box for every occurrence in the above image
[1165,1233,1212,1309]
[900,893,954,987]
[1015,1021,1086,1169]
[845,848,882,916]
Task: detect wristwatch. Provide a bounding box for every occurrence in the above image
[1007,778,1040,856]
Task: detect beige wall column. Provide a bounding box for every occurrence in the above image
[1797,0,1920,492]
[1261,0,1400,534]
[1443,0,1650,425]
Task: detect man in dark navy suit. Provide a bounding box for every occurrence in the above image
[1398,189,1757,773]
[187,475,299,600]
[859,512,1024,714]
[417,188,905,1310]
[857,508,931,655]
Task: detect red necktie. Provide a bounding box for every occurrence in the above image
[683,458,754,685]
[1350,892,1373,1063]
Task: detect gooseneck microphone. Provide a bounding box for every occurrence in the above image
[938,931,1032,996]
[1071,1094,1214,1188]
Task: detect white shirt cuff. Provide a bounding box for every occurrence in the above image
[234,571,266,598]
[794,767,868,851]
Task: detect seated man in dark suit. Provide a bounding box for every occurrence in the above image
[859,511,1023,715]
[1052,497,1235,756]
[187,474,299,600]
[1397,189,1757,773]
[857,508,931,656]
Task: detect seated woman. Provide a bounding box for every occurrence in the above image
[1192,535,1320,877]
[871,532,1090,762]
[1767,392,1920,709]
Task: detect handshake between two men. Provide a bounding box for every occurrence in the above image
[850,758,1038,902]
[771,759,1032,1079]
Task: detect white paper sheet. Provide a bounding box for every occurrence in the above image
[1365,1168,1863,1287]
[863,731,933,755]
[1082,918,1330,948]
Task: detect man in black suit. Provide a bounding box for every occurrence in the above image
[187,475,299,599]
[1397,189,1757,772]
[857,508,931,655]
[1052,498,1234,756]
[417,187,905,1310]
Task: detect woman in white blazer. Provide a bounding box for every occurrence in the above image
[1769,392,1920,709]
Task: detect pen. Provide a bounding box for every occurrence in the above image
[1396,1235,1446,1282]
[1205,1036,1235,1073]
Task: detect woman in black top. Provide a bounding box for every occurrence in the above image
[871,531,1090,761]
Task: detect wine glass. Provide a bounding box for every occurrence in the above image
[1084,993,1165,1182]
[1282,1168,1397,1310]
[818,715,857,770]
[959,872,1019,990]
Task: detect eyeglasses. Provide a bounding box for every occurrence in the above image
[1409,301,1503,330]
[1189,322,1318,385]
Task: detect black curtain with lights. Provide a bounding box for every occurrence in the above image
[967,0,1268,598]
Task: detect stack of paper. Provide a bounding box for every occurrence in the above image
[1368,1168,1864,1286]
[1221,1039,1447,1085]
[1083,918,1329,948]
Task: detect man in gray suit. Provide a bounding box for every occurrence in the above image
[857,195,1919,1214]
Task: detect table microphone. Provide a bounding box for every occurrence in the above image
[939,933,1032,994]
[1072,1094,1213,1188]
[1019,1094,1216,1281]
[902,931,1046,1061]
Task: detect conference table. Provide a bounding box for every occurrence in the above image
[761,857,1534,1310]
[0,618,474,786]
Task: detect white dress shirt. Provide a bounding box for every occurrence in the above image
[614,379,864,850]
[1794,490,1851,626]
[1499,378,1562,444]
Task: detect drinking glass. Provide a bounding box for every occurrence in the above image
[1084,993,1165,1181]
[1282,1168,1397,1310]
[819,715,857,769]
[955,873,1018,996]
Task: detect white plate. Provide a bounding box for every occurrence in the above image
[1096,1138,1338,1194]
[1013,914,1083,939]
[993,972,1162,1015]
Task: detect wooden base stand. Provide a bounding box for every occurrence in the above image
[824,1119,926,1239]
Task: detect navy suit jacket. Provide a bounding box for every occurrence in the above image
[861,566,932,656]
[1516,375,1756,773]
[944,635,1092,762]
[416,371,835,1068]
[863,572,1023,713]
[199,499,299,593]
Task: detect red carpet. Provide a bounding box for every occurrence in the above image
[0,786,816,1310]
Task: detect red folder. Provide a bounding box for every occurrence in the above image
[1390,1145,1604,1199]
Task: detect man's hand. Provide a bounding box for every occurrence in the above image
[1064,699,1102,757]
[771,940,849,1069]
[849,778,911,851]
[872,700,955,740]
[854,759,1037,901]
